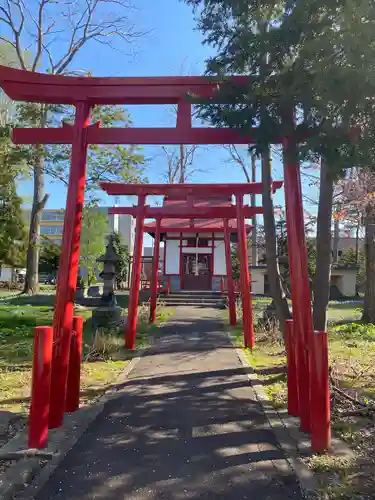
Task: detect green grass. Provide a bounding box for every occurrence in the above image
[231,300,375,494]
[227,300,375,500]
[327,302,362,324]
[0,297,173,415]
[230,322,288,410]
[230,301,374,406]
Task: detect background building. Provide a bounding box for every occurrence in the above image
[22,208,136,254]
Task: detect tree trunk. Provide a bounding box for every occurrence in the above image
[355,219,360,266]
[179,144,185,183]
[261,147,291,334]
[312,158,334,331]
[362,206,375,323]
[23,149,48,295]
[24,107,49,295]
[251,152,258,265]
[332,210,340,263]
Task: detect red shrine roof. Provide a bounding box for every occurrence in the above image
[145,195,252,236]
[145,218,251,234]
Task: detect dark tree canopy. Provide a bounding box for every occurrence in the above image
[185,0,375,170]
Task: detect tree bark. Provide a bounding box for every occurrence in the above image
[312,158,334,331]
[355,219,360,266]
[251,152,258,265]
[23,106,50,295]
[24,149,49,295]
[179,144,185,183]
[362,206,375,323]
[261,148,291,334]
[332,209,340,263]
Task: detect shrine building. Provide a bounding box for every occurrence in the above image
[145,195,251,292]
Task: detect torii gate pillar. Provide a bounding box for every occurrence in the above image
[49,102,91,429]
[150,218,161,323]
[126,195,146,350]
[223,219,237,326]
[236,194,255,349]
[283,136,313,433]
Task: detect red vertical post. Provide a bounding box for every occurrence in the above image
[179,232,183,290]
[283,134,313,433]
[223,218,237,326]
[310,330,331,452]
[150,218,161,323]
[163,238,167,274]
[236,195,254,348]
[286,319,299,417]
[28,326,53,449]
[126,194,146,350]
[65,316,84,413]
[49,102,91,429]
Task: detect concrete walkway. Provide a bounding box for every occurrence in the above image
[35,307,303,500]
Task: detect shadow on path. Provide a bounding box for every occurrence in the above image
[35,307,303,500]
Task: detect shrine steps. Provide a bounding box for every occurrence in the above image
[160,291,226,309]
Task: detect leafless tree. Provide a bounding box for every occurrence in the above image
[161,144,199,184]
[223,144,291,333]
[223,144,257,264]
[0,0,143,294]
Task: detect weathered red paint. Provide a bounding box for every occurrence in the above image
[65,316,84,413]
[310,330,331,452]
[286,320,299,417]
[49,102,91,430]
[126,195,146,350]
[236,196,254,349]
[150,219,161,324]
[28,326,53,449]
[283,136,313,433]
[223,219,237,326]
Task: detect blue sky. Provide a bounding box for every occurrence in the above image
[16,0,318,244]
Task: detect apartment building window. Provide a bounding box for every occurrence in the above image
[42,213,65,222]
[40,226,62,235]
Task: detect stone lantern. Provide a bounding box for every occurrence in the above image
[91,237,122,329]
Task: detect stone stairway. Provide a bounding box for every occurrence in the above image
[160,290,226,308]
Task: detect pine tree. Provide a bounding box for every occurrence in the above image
[185,0,375,329]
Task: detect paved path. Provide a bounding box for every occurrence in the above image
[36,307,303,500]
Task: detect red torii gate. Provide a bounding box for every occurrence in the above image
[103,181,282,350]
[0,66,329,453]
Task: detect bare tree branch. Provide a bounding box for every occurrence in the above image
[223,144,251,182]
[0,0,143,75]
[0,1,27,69]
